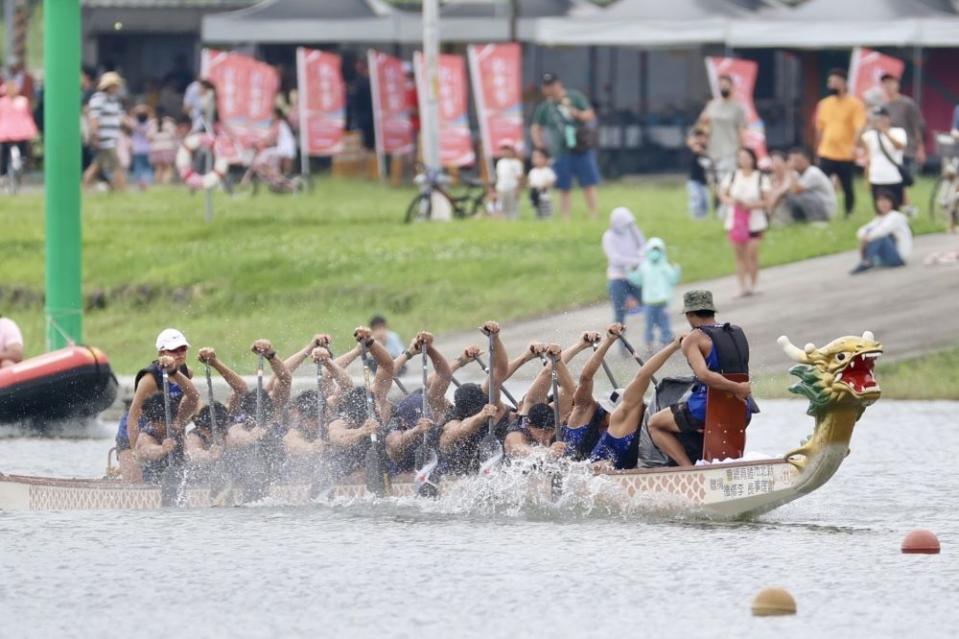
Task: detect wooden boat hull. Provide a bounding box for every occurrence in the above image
[0,458,806,519]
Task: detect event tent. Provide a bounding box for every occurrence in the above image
[202,0,584,44]
[727,0,959,48]
[534,0,754,47]
[202,0,398,43]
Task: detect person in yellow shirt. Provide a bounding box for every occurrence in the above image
[815,68,866,218]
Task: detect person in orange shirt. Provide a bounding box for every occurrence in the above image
[815,68,866,218]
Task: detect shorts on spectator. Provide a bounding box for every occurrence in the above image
[554,150,600,191]
[94,147,119,175]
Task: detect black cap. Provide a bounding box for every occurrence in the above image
[541,72,559,86]
[880,72,898,82]
[872,105,890,117]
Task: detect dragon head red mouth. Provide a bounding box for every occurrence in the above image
[835,351,881,395]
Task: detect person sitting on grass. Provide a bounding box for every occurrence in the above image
[851,189,913,274]
[134,355,200,484]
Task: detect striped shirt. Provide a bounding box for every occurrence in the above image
[88,91,123,150]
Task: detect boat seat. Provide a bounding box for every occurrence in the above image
[703,373,748,461]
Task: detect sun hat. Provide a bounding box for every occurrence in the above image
[97,71,123,90]
[682,290,717,314]
[155,328,189,352]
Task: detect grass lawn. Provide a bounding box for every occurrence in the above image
[0,176,947,374]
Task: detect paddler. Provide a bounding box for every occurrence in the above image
[646,290,752,467]
[438,321,513,476]
[590,336,683,470]
[116,328,193,482]
[505,343,574,458]
[133,355,200,483]
[385,332,453,474]
[562,325,622,460]
[327,326,395,476]
[185,401,229,467]
[224,339,293,451]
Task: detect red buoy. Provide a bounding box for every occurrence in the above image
[901,529,941,554]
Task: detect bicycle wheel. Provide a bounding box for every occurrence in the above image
[929,175,955,223]
[465,191,487,218]
[405,193,431,223]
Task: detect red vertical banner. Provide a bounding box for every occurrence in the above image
[468,43,523,171]
[849,47,905,106]
[415,52,475,167]
[705,57,767,160]
[296,48,346,157]
[202,49,279,150]
[369,50,415,178]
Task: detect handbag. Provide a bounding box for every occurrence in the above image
[728,203,751,245]
[876,130,913,187]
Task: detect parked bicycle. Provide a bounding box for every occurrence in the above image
[929,132,959,232]
[404,163,489,223]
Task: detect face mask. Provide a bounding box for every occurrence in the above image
[720,88,731,99]
[136,113,148,123]
[827,87,840,96]
[648,249,664,263]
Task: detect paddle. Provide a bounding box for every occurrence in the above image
[362,344,389,496]
[159,368,185,507]
[474,355,518,409]
[413,342,438,497]
[476,329,503,474]
[618,334,658,385]
[206,362,234,507]
[548,352,565,499]
[363,352,410,396]
[309,353,333,499]
[592,343,620,389]
[242,352,272,503]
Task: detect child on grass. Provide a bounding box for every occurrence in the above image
[528,148,557,219]
[495,141,524,219]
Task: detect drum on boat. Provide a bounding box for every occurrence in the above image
[0,346,118,426]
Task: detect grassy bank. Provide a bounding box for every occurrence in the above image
[753,344,959,401]
[0,176,945,374]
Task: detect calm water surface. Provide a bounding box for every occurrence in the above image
[1,400,957,638]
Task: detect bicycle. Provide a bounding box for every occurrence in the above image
[404,163,489,223]
[929,132,959,231]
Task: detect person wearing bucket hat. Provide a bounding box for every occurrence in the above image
[645,290,753,467]
[83,71,127,191]
[115,328,196,481]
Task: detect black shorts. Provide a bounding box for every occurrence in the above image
[748,230,764,240]
[670,401,704,434]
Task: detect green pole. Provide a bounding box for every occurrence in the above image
[43,0,83,349]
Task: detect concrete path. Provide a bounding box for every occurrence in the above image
[114,233,959,410]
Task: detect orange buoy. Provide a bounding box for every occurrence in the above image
[901,529,941,554]
[751,587,797,616]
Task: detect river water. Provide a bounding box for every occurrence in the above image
[1,400,957,638]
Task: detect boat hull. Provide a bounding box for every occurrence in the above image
[0,346,118,426]
[0,459,804,519]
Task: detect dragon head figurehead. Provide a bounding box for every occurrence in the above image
[778,332,883,416]
[777,333,883,472]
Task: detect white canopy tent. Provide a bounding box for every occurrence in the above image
[203,0,584,44]
[535,0,752,47]
[202,0,398,44]
[727,0,959,48]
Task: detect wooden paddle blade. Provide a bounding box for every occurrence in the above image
[413,446,439,497]
[365,442,388,497]
[703,373,748,462]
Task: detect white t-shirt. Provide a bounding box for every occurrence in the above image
[276,121,297,159]
[495,158,525,192]
[862,127,907,185]
[0,317,24,355]
[528,166,556,190]
[722,169,771,233]
[857,211,913,260]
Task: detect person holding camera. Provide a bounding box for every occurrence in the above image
[860,105,908,212]
[530,73,600,220]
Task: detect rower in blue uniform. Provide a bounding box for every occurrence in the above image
[646,290,752,467]
[116,328,192,482]
[133,355,199,483]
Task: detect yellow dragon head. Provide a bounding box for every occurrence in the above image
[777,332,883,417]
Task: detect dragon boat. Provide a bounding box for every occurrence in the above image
[0,333,882,519]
